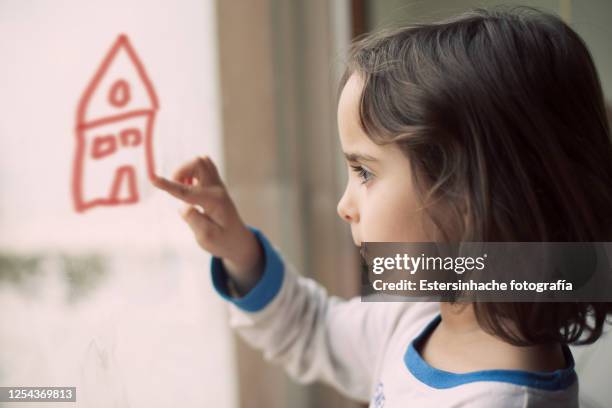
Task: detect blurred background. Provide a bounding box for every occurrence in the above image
[0,1,611,407]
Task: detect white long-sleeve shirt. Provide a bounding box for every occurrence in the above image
[210,227,579,407]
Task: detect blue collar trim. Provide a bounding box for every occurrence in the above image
[404,314,577,390]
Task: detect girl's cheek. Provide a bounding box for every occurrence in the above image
[362,199,395,241]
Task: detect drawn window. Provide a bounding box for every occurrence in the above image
[119,128,142,147]
[91,135,117,159]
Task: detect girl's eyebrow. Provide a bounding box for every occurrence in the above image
[343,152,378,162]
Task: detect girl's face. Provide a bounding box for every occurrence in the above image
[336,73,437,245]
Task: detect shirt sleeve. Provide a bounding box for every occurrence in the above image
[209,226,409,402]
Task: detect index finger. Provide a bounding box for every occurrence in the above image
[151,175,200,204]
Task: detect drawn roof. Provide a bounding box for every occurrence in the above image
[77,34,159,126]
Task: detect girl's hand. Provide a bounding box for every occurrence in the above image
[152,156,263,295]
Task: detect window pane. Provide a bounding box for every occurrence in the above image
[0,1,236,407]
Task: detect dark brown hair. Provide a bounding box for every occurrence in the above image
[340,6,612,345]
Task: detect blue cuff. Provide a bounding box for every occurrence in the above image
[210,226,285,312]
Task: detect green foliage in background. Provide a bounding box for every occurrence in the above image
[0,252,108,303]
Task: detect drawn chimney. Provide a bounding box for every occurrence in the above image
[73,34,159,213]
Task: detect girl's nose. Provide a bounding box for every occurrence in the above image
[337,190,358,223]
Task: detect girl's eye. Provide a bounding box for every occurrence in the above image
[350,164,374,184]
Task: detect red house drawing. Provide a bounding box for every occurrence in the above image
[73,34,159,213]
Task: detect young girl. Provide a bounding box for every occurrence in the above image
[153,6,612,407]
